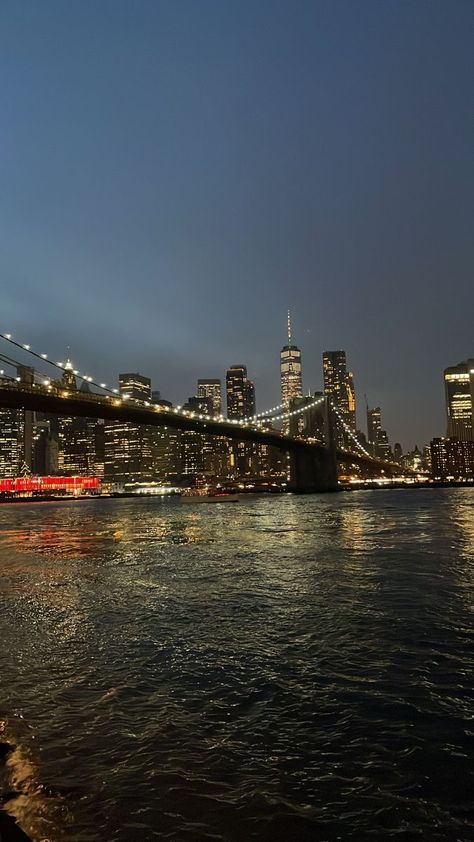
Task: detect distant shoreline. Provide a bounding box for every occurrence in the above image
[0,482,472,506]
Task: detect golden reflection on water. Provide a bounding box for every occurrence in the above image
[451,497,474,560]
[0,507,211,562]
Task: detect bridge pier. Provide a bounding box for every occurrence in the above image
[287,445,339,493]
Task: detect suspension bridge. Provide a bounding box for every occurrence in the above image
[0,331,400,491]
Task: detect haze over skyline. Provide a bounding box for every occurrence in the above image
[1,0,473,450]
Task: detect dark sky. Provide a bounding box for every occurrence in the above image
[1,0,472,449]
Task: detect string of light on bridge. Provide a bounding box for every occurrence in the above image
[0,331,120,397]
[259,394,325,423]
[329,400,371,458]
[0,330,331,431]
[0,331,375,453]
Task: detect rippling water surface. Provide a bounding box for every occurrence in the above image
[0,490,473,841]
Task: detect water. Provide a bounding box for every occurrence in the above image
[0,490,473,842]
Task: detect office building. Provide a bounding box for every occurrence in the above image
[119,373,152,402]
[323,350,358,446]
[197,379,222,415]
[104,372,154,484]
[0,407,23,477]
[366,406,391,460]
[323,351,357,427]
[444,360,474,441]
[280,311,303,408]
[226,366,255,419]
[104,419,154,484]
[431,437,474,480]
[226,366,256,476]
[58,383,99,475]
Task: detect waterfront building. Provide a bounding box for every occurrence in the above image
[58,380,103,476]
[444,360,474,441]
[16,366,35,470]
[197,379,222,415]
[104,372,155,484]
[430,437,474,480]
[0,407,23,477]
[280,311,303,411]
[104,419,155,484]
[180,396,212,479]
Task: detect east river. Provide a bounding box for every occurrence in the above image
[0,490,473,841]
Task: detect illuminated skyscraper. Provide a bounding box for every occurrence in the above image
[366,405,391,460]
[226,366,256,476]
[226,366,255,419]
[280,311,303,408]
[444,360,474,441]
[58,380,100,475]
[197,379,222,414]
[323,350,357,445]
[104,372,154,484]
[0,406,22,477]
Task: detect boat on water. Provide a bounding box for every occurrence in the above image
[180,492,239,503]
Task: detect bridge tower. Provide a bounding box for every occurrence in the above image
[287,397,338,492]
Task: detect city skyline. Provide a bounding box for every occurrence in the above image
[1,2,473,450]
[0,323,472,453]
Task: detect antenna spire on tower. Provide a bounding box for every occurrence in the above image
[287,309,292,345]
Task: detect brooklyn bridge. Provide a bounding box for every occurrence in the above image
[0,331,399,492]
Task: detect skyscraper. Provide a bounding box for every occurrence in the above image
[197,379,222,415]
[0,406,23,477]
[226,366,256,477]
[280,311,303,408]
[104,372,154,484]
[226,366,255,419]
[444,360,474,441]
[366,405,391,460]
[58,380,100,475]
[322,351,356,425]
[323,350,357,446]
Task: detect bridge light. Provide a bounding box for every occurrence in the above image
[4,334,12,340]
[41,353,47,359]
[112,388,118,394]
[23,344,30,350]
[43,379,50,386]
[16,376,21,382]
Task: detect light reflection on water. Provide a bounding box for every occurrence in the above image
[0,489,473,841]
